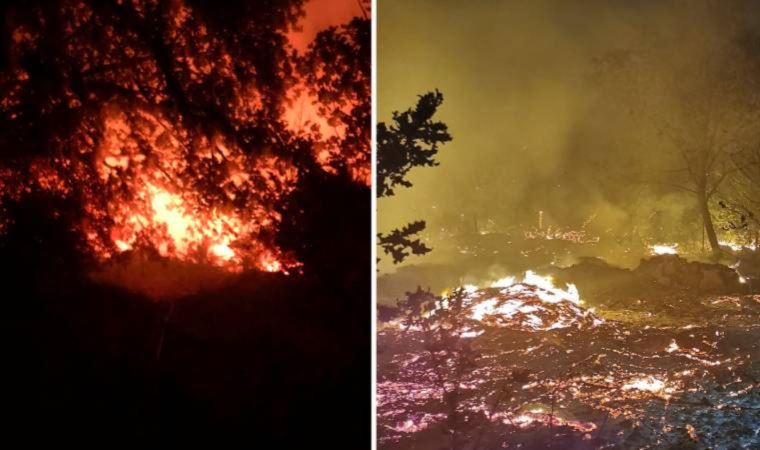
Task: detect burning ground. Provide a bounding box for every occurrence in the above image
[377,267,760,449]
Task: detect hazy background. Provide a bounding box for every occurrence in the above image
[378,0,760,280]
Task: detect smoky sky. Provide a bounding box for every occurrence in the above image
[287,0,365,52]
[378,0,760,270]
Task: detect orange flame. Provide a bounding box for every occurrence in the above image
[77,104,300,274]
[0,0,369,299]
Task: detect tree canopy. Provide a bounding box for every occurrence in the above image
[377,90,451,264]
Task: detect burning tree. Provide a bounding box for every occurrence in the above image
[377,90,452,263]
[0,0,370,444]
[593,1,760,258]
[300,16,370,182]
[0,0,370,294]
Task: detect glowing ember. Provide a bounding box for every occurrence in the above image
[616,374,680,401]
[621,376,667,393]
[523,223,600,244]
[389,413,446,434]
[499,412,597,433]
[650,244,679,255]
[718,239,757,252]
[686,423,699,441]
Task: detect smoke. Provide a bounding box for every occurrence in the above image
[378,0,760,272]
[287,0,366,53]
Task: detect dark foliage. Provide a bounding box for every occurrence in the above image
[377,220,431,264]
[0,0,306,158]
[377,90,451,264]
[377,90,451,198]
[300,17,371,181]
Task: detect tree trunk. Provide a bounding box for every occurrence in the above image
[698,192,721,259]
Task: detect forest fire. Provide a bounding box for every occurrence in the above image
[3,0,370,445]
[84,104,300,273]
[0,0,369,298]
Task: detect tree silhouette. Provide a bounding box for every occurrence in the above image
[377,90,451,264]
[300,16,371,184]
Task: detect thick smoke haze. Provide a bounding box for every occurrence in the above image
[379,0,760,274]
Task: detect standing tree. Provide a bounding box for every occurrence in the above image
[593,2,760,258]
[377,90,452,263]
[714,145,760,248]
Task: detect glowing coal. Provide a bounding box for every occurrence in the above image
[650,244,679,255]
[378,273,758,448]
[621,376,668,394]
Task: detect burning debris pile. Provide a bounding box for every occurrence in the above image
[0,0,369,297]
[378,273,760,449]
[451,272,600,333]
